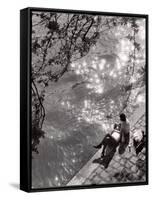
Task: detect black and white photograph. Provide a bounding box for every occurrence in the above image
[30,8,148,190]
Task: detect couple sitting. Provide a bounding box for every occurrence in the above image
[93,113,130,168]
[93,113,146,168]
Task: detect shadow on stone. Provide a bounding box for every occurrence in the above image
[92,158,102,164]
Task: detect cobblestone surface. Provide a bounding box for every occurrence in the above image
[67,105,146,186]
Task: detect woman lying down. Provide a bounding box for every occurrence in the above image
[93,123,121,168]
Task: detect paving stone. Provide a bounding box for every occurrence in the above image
[111,178,118,183]
[104,176,112,182]
[116,166,124,171]
[130,156,138,164]
[112,161,121,168]
[123,152,132,159]
[141,176,146,181]
[114,156,121,163]
[131,150,137,156]
[92,176,102,183]
[109,159,116,166]
[135,124,141,129]
[95,166,103,174]
[141,148,146,154]
[89,173,96,179]
[105,166,113,173]
[99,180,106,184]
[131,165,137,173]
[140,120,145,125]
[100,171,109,179]
[125,161,133,169]
[108,166,119,174]
[119,159,125,165]
[138,154,145,161]
[84,179,92,185]
[87,175,94,181]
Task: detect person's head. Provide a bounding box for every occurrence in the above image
[113,123,121,131]
[119,113,126,122]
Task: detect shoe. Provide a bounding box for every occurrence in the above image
[93,145,101,149]
[99,160,109,169]
[101,154,105,158]
[104,163,109,169]
[92,158,102,164]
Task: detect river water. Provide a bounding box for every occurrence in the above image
[32,112,107,188]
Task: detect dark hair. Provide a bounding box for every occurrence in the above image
[119,113,126,122]
[114,123,121,130]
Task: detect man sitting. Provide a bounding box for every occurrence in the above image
[132,129,146,155]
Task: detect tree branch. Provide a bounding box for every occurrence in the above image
[32,79,45,128]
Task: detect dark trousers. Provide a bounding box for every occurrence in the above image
[97,134,118,149]
[133,136,146,155]
[97,134,119,168]
[118,132,130,155]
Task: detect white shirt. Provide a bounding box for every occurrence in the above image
[111,130,121,142]
[128,129,143,148]
[133,129,143,142]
